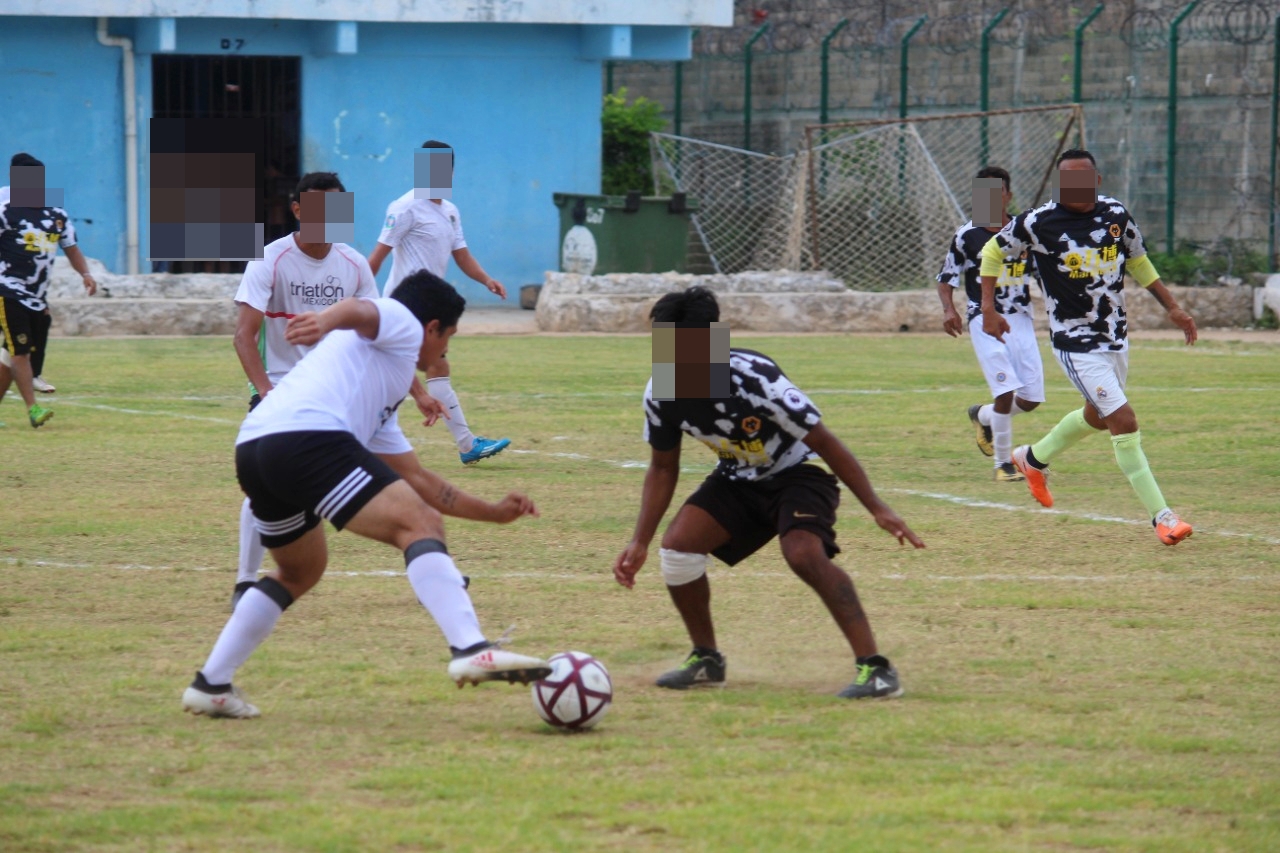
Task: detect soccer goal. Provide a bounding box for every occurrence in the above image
[650,104,1085,290]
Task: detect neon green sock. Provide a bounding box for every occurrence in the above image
[1030,408,1096,465]
[1111,431,1167,519]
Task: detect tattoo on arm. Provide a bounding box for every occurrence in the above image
[439,485,457,510]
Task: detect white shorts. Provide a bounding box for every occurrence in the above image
[1054,349,1129,417]
[967,312,1045,402]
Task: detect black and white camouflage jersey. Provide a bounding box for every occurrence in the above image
[989,195,1145,353]
[0,201,77,312]
[643,348,822,482]
[937,219,1036,323]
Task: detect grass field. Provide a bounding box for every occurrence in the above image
[2,329,1278,852]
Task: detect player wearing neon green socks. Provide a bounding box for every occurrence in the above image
[979,148,1196,546]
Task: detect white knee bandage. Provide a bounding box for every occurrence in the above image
[659,549,707,586]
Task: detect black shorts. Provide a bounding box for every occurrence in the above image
[235,430,401,548]
[0,297,39,356]
[683,463,842,566]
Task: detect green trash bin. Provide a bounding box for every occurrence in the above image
[553,191,697,275]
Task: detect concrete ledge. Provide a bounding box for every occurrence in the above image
[536,271,1257,334]
[55,299,237,336]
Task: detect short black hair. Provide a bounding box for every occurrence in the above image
[650,286,721,324]
[292,172,344,204]
[391,270,466,331]
[1056,148,1097,168]
[11,153,43,168]
[976,165,1010,192]
[422,139,454,168]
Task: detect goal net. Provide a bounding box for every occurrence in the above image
[651,105,1085,290]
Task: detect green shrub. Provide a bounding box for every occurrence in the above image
[602,87,667,195]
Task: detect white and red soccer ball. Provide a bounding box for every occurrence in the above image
[531,651,612,730]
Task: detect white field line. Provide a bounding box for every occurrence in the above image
[14,394,1277,547]
[2,556,1268,584]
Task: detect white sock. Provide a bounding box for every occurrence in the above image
[200,587,284,685]
[237,498,266,585]
[977,404,993,427]
[406,551,486,650]
[991,410,1013,465]
[427,376,475,453]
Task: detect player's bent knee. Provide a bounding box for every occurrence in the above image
[659,549,707,587]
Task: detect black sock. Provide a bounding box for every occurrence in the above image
[1024,446,1047,470]
[856,655,890,668]
[192,670,232,693]
[450,639,491,658]
[693,646,722,661]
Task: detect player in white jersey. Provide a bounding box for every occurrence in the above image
[182,271,551,718]
[937,166,1044,481]
[368,140,511,466]
[229,173,378,609]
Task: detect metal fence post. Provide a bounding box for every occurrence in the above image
[674,28,697,138]
[1073,4,1106,104]
[606,61,615,95]
[820,19,849,125]
[1166,0,1200,254]
[900,16,928,120]
[1270,15,1279,270]
[980,8,1011,165]
[744,24,769,152]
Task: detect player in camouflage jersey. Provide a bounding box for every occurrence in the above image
[980,149,1196,545]
[937,165,1043,481]
[613,287,925,700]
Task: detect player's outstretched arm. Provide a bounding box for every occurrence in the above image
[614,445,682,589]
[367,242,393,277]
[286,297,380,346]
[452,248,506,299]
[1134,265,1197,346]
[378,451,537,523]
[803,423,925,549]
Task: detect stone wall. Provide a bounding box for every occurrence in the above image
[536,270,1256,334]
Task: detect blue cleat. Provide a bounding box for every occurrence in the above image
[460,436,511,465]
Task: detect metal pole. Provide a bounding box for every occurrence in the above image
[744,24,768,152]
[980,8,1011,165]
[820,19,848,125]
[1166,0,1200,254]
[675,28,697,138]
[606,61,615,95]
[1073,4,1106,104]
[1270,15,1278,269]
[900,16,927,119]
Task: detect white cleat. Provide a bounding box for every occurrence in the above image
[31,376,56,394]
[182,685,261,718]
[447,644,552,688]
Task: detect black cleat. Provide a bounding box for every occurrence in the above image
[655,648,726,690]
[838,655,903,699]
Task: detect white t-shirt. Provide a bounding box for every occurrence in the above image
[236,298,421,455]
[234,233,379,386]
[376,192,466,294]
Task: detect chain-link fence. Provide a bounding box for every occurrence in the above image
[652,106,1084,290]
[612,0,1280,279]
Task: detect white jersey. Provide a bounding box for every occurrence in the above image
[236,298,420,455]
[234,234,378,386]
[376,192,466,294]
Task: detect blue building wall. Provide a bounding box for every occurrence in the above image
[0,18,130,273]
[0,15,681,304]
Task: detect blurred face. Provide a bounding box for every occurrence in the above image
[292,187,343,245]
[417,320,457,371]
[971,177,1012,227]
[1057,158,1100,213]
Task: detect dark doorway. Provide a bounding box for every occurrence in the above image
[152,55,300,273]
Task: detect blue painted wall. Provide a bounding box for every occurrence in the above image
[1,16,682,304]
[0,18,129,273]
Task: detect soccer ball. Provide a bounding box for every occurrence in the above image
[531,651,612,731]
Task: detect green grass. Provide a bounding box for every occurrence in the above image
[1,331,1278,852]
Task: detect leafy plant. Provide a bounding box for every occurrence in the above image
[602,87,667,195]
[1148,240,1270,285]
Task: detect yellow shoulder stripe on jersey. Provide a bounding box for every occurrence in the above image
[979,235,1006,277]
[1128,253,1160,287]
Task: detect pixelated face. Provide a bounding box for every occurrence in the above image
[971,177,1008,227]
[414,149,454,200]
[651,321,730,400]
[1055,159,1100,211]
[10,165,62,207]
[418,321,457,371]
[293,189,355,245]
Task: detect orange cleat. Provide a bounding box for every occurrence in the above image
[1012,445,1053,508]
[1153,509,1193,546]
